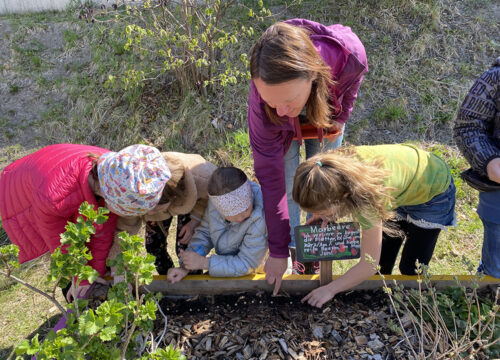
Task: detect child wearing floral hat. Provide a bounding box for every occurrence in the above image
[0,143,171,301]
[97,144,171,215]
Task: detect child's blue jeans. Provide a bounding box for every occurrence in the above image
[284,130,344,248]
[477,190,500,278]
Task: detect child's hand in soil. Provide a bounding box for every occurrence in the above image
[167,267,189,283]
[179,249,209,271]
[178,219,201,244]
[301,284,335,308]
[264,256,288,295]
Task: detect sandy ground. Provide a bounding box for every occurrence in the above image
[0,17,90,169]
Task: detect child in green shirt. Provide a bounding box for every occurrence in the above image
[292,144,456,308]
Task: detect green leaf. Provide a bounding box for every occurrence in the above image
[79,309,104,336]
[96,299,126,325]
[15,334,42,355]
[86,268,99,284]
[15,339,31,355]
[99,325,118,341]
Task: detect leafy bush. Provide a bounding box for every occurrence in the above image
[94,0,271,96]
[0,202,185,359]
[433,286,498,347]
[65,0,275,152]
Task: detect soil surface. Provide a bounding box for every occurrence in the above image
[154,290,408,360]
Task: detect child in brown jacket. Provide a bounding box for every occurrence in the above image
[144,152,217,274]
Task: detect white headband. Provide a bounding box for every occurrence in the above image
[209,180,252,217]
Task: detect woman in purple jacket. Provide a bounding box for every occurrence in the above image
[248,19,368,293]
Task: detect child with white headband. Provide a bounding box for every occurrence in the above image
[167,167,268,282]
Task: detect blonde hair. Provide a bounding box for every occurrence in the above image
[292,147,395,225]
[250,22,335,128]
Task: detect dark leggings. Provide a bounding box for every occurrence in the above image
[379,220,441,275]
[145,214,191,275]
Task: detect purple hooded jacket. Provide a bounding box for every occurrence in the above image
[248,19,368,258]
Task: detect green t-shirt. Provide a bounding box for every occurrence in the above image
[354,144,451,228]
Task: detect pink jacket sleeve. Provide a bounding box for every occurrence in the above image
[33,192,117,285]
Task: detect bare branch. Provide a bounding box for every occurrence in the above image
[0,269,66,315]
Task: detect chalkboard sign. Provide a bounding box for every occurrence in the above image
[294,222,361,262]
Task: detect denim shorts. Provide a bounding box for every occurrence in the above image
[394,178,456,231]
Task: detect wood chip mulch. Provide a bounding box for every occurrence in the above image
[154,290,414,360]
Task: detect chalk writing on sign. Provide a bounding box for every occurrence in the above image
[294,222,361,262]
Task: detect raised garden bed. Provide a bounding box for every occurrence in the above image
[155,290,413,360]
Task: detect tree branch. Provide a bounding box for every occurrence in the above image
[0,269,66,315]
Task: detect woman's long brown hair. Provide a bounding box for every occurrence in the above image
[250,22,335,128]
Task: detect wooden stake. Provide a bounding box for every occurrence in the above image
[319,261,332,286]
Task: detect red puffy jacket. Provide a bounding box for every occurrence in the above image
[0,144,118,279]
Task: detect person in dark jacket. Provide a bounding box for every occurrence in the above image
[248,19,368,292]
[453,57,500,279]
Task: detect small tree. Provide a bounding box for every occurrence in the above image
[0,202,185,360]
[86,0,272,96]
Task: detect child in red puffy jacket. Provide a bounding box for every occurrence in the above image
[0,143,171,300]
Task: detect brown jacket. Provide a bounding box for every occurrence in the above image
[108,152,216,263]
[145,152,217,222]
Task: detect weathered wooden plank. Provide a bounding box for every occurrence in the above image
[142,274,500,295]
[319,261,333,286]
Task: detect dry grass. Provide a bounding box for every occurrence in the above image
[0,255,64,359]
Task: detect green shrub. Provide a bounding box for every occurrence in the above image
[0,202,185,359]
[100,0,271,96]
